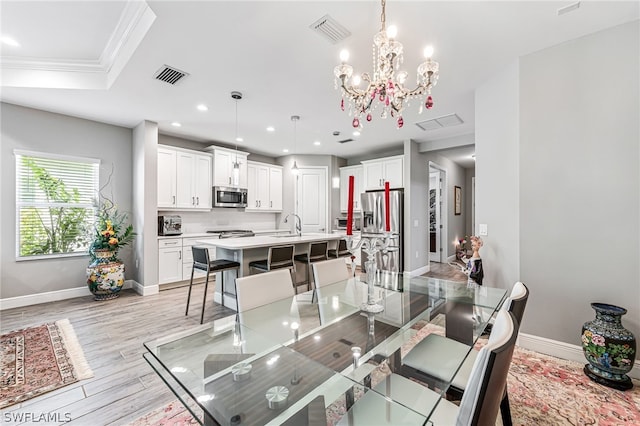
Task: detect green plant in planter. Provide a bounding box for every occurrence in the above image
[89,198,135,262]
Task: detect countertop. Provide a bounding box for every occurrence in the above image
[195,233,343,250]
[158,229,291,240]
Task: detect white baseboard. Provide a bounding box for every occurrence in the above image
[0,280,144,310]
[132,280,158,296]
[408,265,430,276]
[518,332,640,380]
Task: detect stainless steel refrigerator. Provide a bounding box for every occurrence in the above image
[360,189,404,275]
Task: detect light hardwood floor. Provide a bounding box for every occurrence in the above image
[1,283,235,426]
[1,262,464,425]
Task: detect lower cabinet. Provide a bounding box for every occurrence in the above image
[158,237,215,285]
[158,238,182,284]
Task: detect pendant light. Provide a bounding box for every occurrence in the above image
[231,91,243,186]
[291,115,300,175]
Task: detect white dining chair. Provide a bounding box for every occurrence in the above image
[338,309,518,426]
[312,258,350,288]
[235,268,295,312]
[401,281,529,425]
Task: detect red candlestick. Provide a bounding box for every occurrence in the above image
[384,181,391,232]
[346,175,354,235]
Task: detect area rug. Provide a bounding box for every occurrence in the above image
[132,323,640,425]
[0,319,93,409]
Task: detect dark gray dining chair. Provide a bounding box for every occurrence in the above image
[294,241,328,292]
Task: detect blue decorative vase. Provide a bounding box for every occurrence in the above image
[581,303,635,390]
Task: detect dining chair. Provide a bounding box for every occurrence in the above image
[312,258,350,288]
[337,310,518,426]
[401,281,529,426]
[294,241,328,292]
[328,238,351,258]
[235,268,295,312]
[185,246,240,324]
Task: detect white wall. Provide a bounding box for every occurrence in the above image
[0,103,133,299]
[519,21,639,344]
[475,61,521,291]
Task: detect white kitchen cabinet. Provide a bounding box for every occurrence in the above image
[158,145,211,210]
[158,238,182,284]
[209,147,249,188]
[246,161,283,212]
[268,167,283,210]
[362,155,404,190]
[157,147,177,208]
[339,165,364,212]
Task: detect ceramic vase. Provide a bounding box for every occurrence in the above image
[86,249,125,300]
[581,303,636,390]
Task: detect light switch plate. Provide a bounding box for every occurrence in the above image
[414,220,419,227]
[479,224,488,236]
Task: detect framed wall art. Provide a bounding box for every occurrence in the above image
[454,186,462,215]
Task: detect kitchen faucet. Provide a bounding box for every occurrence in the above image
[284,213,302,236]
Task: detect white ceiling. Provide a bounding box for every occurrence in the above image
[1,1,638,165]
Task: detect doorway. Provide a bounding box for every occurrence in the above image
[295,167,328,233]
[428,164,447,263]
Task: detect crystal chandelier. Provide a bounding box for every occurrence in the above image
[334,0,440,129]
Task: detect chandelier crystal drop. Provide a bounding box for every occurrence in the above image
[334,0,440,129]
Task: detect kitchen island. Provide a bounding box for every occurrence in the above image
[195,233,345,309]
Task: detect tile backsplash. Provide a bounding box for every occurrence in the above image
[158,209,283,234]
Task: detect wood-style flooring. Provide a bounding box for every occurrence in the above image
[0,262,463,426]
[1,283,235,426]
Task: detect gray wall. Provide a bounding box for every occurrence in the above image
[0,103,133,298]
[465,168,475,236]
[475,61,521,292]
[476,20,639,346]
[520,21,639,344]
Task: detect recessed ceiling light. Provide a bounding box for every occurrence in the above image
[171,122,181,127]
[353,131,361,136]
[266,126,275,132]
[236,137,243,142]
[196,104,208,111]
[282,149,289,153]
[313,141,321,146]
[0,36,20,47]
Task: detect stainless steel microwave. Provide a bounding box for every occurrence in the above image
[213,186,248,208]
[335,217,361,231]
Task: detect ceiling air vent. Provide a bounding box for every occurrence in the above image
[416,113,464,131]
[338,138,354,144]
[154,65,189,85]
[310,14,351,44]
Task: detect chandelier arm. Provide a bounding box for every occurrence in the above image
[340,81,370,98]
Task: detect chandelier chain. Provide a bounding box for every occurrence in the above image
[380,0,386,31]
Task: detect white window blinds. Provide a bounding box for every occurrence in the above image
[15,150,100,259]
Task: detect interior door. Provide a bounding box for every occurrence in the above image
[296,167,327,233]
[429,169,443,262]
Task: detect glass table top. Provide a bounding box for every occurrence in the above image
[144,275,507,425]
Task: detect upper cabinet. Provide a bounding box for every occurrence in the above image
[246,161,283,212]
[158,145,211,210]
[339,165,364,212]
[207,147,249,188]
[362,155,404,190]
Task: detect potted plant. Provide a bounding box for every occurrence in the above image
[86,198,135,300]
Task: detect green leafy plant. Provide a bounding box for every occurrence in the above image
[19,158,90,256]
[90,197,135,262]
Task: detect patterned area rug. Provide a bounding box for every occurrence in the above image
[0,319,93,409]
[133,323,640,425]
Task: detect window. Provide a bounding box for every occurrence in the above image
[15,150,100,259]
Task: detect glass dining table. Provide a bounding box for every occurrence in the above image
[144,274,507,426]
